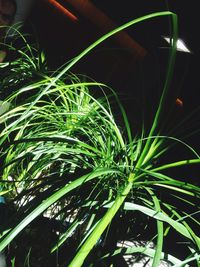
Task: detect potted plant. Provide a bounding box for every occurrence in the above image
[0,11,199,267]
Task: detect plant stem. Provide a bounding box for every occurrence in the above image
[68,178,133,267]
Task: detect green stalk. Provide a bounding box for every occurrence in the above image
[147,189,163,267]
[68,177,134,267]
[135,12,178,169]
[152,158,200,172]
[47,12,176,90]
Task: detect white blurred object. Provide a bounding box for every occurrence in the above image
[0,100,11,124]
[0,100,11,116]
[163,36,191,53]
[0,252,6,267]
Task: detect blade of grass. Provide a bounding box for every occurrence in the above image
[0,168,120,252]
[134,12,178,169]
[146,188,163,267]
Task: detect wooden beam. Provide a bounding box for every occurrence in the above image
[44,0,78,22]
[64,0,147,61]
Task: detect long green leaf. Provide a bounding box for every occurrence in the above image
[146,188,163,267]
[121,202,199,242]
[135,12,178,169]
[101,245,185,265]
[0,168,120,252]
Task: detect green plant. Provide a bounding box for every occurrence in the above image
[0,11,200,267]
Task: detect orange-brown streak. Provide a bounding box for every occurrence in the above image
[64,0,147,60]
[45,0,78,22]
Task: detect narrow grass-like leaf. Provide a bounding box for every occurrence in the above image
[146,188,163,267]
[69,180,133,267]
[120,202,197,242]
[101,245,185,265]
[0,168,120,252]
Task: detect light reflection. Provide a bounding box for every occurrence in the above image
[163,36,191,53]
